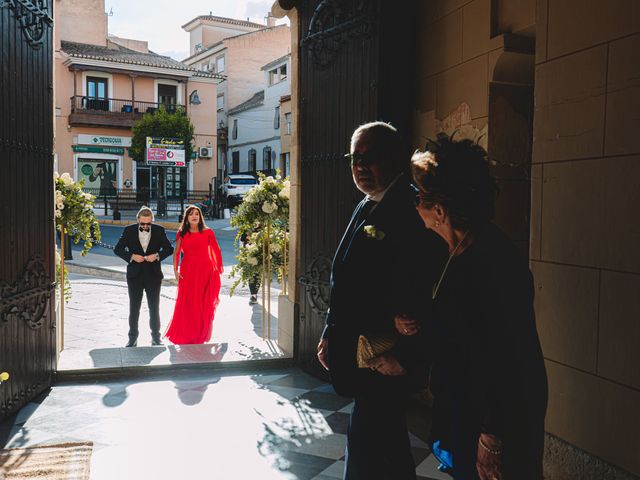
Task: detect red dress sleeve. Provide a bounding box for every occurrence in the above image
[175,230,183,254]
[208,229,224,274]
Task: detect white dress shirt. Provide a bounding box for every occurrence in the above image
[139,229,151,253]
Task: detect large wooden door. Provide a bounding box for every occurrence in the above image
[0,1,56,421]
[296,0,417,378]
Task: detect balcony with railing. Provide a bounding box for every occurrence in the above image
[68,96,185,128]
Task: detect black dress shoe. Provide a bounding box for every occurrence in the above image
[125,339,137,347]
[151,338,163,346]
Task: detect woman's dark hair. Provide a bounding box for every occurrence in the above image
[411,133,498,231]
[179,205,207,237]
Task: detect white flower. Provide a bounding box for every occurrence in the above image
[53,172,60,180]
[279,181,290,200]
[265,176,274,183]
[269,243,280,253]
[60,172,73,185]
[55,209,62,218]
[247,257,258,266]
[276,174,282,180]
[247,244,259,254]
[262,201,277,214]
[56,202,64,210]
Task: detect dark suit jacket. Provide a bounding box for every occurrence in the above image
[325,173,445,396]
[114,224,174,280]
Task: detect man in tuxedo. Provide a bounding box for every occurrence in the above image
[317,122,443,480]
[114,206,174,347]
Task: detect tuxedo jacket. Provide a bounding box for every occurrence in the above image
[114,224,174,280]
[325,173,446,396]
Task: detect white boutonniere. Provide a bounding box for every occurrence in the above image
[363,225,385,240]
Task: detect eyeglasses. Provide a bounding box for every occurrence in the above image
[344,152,378,168]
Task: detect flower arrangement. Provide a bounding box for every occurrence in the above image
[229,172,289,296]
[54,172,101,300]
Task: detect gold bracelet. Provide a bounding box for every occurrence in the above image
[479,437,502,455]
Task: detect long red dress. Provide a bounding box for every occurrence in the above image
[164,228,223,344]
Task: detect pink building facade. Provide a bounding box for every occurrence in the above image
[54,0,222,201]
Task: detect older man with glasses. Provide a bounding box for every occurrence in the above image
[115,206,174,347]
[317,121,444,479]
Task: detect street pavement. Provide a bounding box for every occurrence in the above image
[58,218,286,371]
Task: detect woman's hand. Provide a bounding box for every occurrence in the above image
[317,339,329,371]
[366,354,406,376]
[476,433,503,480]
[174,269,183,280]
[394,314,420,336]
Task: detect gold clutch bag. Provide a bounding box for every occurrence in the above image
[356,333,398,368]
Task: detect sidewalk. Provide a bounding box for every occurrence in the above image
[60,275,285,372]
[60,216,287,373]
[94,214,233,230]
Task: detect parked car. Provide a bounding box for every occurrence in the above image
[221,174,258,206]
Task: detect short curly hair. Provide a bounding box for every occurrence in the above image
[411,134,497,231]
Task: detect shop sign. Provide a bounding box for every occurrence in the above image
[145,137,186,167]
[72,145,125,154]
[76,134,132,147]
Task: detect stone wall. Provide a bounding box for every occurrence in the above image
[532,0,640,476]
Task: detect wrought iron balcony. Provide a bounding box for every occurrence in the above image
[69,96,185,128]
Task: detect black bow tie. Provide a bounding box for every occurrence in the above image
[139,227,150,232]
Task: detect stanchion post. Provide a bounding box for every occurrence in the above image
[59,227,65,351]
[261,231,266,339]
[283,226,287,296]
[267,222,271,341]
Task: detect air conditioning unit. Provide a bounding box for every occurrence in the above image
[199,147,213,158]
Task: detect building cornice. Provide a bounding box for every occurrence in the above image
[63,57,225,81]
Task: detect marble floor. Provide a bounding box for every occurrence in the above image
[0,367,448,480]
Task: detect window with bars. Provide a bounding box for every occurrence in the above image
[248,149,257,172]
[263,146,272,171]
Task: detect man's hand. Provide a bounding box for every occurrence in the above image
[394,314,420,336]
[367,354,406,376]
[144,254,158,262]
[317,339,329,371]
[131,254,145,263]
[476,433,503,480]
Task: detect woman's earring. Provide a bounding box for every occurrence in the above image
[434,221,441,228]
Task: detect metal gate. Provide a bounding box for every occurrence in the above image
[296,0,417,378]
[0,0,56,421]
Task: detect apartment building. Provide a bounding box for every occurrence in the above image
[54,0,222,199]
[182,15,290,177]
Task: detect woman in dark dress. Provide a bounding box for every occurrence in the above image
[397,136,548,480]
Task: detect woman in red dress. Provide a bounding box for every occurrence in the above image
[164,205,223,344]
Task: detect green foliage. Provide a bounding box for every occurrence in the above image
[55,172,101,300]
[229,173,290,296]
[129,106,195,163]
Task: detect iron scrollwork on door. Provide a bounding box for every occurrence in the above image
[302,0,376,68]
[0,0,53,48]
[0,256,54,329]
[299,254,332,314]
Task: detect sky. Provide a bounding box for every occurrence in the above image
[104,0,288,61]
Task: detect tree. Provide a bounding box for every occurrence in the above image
[129,106,195,162]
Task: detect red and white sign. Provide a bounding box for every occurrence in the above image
[145,137,186,167]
